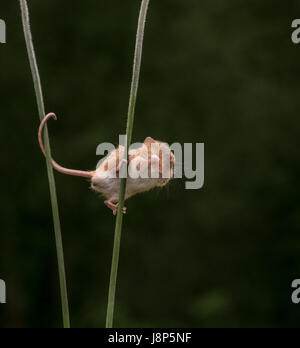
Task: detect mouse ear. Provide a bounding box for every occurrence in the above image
[144,137,156,145]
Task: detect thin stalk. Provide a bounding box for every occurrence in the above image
[106,0,150,328]
[19,0,70,328]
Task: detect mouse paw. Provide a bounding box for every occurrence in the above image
[112,205,127,216]
[104,200,127,216]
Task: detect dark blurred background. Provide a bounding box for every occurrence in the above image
[0,0,300,328]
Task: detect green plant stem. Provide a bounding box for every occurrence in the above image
[106,0,150,329]
[19,0,70,328]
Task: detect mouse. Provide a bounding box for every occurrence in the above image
[38,113,175,215]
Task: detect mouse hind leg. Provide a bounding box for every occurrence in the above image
[104,199,127,216]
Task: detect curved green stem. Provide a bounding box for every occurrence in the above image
[19,0,70,328]
[106,0,151,328]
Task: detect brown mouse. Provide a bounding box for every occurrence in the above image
[39,113,175,215]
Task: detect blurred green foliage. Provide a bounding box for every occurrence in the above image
[0,0,300,328]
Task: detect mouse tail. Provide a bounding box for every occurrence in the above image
[38,113,94,179]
